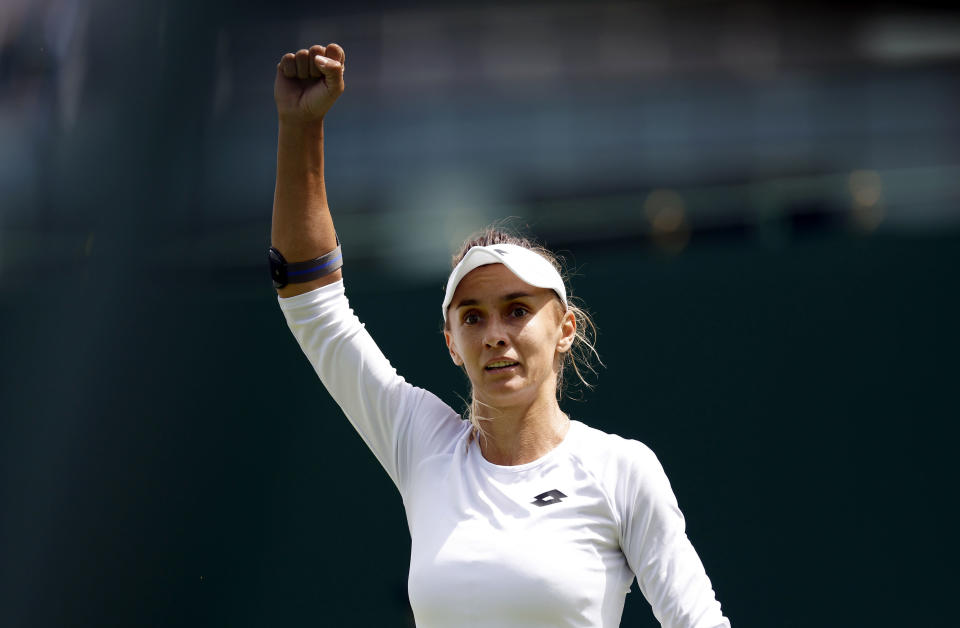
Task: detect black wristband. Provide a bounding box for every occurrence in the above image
[268,242,343,289]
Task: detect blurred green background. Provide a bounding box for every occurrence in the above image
[1,1,958,626]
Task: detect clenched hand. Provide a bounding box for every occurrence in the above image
[274,43,345,123]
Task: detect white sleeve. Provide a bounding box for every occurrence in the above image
[618,443,731,628]
[277,280,463,493]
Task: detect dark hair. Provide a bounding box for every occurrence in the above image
[447,226,601,438]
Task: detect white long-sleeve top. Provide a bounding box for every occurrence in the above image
[279,279,730,628]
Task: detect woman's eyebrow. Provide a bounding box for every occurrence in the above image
[453,292,534,310]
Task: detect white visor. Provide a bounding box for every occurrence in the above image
[442,243,567,322]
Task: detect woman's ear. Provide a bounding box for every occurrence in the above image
[557,309,576,354]
[444,329,463,366]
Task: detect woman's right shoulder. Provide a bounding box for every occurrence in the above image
[403,386,470,443]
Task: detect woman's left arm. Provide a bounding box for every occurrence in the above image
[619,444,731,628]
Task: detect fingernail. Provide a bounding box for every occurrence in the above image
[316,55,331,66]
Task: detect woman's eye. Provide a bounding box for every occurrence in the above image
[511,306,528,318]
[463,312,480,325]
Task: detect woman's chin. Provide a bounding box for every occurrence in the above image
[474,383,539,411]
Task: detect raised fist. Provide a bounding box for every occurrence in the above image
[275,43,345,123]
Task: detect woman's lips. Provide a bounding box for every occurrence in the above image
[485,359,520,371]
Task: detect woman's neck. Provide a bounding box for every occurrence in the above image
[475,394,570,466]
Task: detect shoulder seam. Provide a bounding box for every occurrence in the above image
[564,436,624,540]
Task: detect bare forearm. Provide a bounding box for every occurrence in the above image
[271,120,341,296]
[272,118,337,253]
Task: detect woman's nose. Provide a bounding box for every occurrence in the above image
[483,321,507,348]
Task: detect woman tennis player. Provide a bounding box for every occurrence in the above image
[271,43,730,628]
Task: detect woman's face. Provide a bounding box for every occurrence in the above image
[443,263,576,410]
